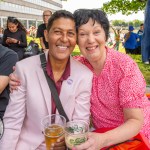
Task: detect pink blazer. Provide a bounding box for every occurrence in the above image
[0,53,93,150]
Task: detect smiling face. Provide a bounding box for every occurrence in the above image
[45,17,76,63]
[77,18,106,63]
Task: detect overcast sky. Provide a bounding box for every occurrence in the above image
[62,0,144,21]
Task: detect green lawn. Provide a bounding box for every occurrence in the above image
[119,44,150,86]
[129,54,150,85]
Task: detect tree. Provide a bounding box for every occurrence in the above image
[111,19,143,29]
[133,19,143,27]
[101,0,147,15]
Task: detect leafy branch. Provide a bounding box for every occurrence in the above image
[101,0,147,15]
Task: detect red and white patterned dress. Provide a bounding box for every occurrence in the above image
[74,47,150,140]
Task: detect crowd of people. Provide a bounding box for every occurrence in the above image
[110,24,144,55]
[0,5,150,150]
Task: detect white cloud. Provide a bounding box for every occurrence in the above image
[62,0,104,13]
[62,0,144,21]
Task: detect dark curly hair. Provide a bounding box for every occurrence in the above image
[73,9,110,41]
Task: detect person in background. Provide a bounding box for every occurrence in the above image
[2,17,27,61]
[124,25,139,54]
[29,25,37,38]
[111,26,122,51]
[0,10,92,150]
[8,9,150,150]
[36,10,52,52]
[0,45,18,119]
[0,27,4,44]
[137,23,144,55]
[142,0,150,64]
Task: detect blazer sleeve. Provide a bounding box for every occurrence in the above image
[0,62,26,150]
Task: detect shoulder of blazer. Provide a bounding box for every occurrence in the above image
[15,54,41,73]
[16,51,49,72]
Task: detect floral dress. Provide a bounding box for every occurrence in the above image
[74,47,150,140]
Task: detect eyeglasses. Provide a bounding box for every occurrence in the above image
[43,15,51,17]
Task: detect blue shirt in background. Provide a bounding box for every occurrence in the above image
[124,32,139,50]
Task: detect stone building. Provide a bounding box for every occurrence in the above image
[0,0,62,29]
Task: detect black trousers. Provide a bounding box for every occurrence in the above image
[125,48,136,54]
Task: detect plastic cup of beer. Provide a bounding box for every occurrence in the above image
[65,120,89,149]
[41,114,66,150]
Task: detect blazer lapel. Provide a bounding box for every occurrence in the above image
[36,64,52,115]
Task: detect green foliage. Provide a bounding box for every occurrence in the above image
[133,20,143,27]
[27,36,41,48]
[72,45,80,56]
[101,0,147,15]
[111,19,143,29]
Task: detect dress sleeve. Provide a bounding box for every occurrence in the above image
[119,59,146,108]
